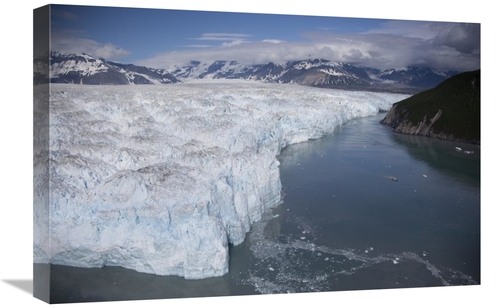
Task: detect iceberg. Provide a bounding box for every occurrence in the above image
[34,80,408,279]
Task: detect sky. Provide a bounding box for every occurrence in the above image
[48,4,480,72]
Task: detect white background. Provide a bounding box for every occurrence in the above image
[1,1,497,307]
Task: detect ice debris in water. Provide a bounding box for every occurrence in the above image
[34,81,409,279]
[242,212,478,294]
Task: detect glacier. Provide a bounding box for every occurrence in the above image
[33,80,409,279]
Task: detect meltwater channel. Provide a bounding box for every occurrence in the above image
[47,113,480,302]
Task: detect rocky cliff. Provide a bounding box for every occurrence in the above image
[380,70,480,144]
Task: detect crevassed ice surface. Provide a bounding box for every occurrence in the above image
[33,80,408,279]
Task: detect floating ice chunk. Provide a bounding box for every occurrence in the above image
[455,147,463,151]
[370,247,374,251]
[300,237,306,240]
[269,267,275,271]
[393,260,399,264]
[422,174,428,178]
[324,257,329,261]
[365,250,369,253]
[386,176,398,182]
[464,151,474,154]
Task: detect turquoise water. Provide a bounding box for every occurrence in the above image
[47,113,480,302]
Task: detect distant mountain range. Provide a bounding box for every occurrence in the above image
[34,52,460,94]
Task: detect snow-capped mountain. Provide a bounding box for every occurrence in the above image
[169,59,374,88]
[169,59,458,91]
[35,53,459,92]
[34,52,179,85]
[375,66,459,88]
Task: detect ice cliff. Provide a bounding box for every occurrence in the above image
[33,80,408,279]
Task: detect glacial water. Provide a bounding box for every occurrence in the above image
[45,113,480,303]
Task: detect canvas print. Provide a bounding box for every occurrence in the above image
[33,4,480,304]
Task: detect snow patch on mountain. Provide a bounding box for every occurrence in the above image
[290,59,333,70]
[50,56,108,79]
[319,68,352,77]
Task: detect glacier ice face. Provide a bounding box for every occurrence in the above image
[34,80,408,279]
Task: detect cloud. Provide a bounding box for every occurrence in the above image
[345,48,363,60]
[139,20,479,72]
[51,30,131,60]
[201,32,252,39]
[136,41,318,68]
[262,39,285,44]
[429,23,480,54]
[221,40,248,47]
[93,43,132,60]
[367,21,480,54]
[364,20,439,40]
[190,32,253,46]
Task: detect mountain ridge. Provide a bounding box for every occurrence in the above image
[380,69,480,144]
[34,52,460,94]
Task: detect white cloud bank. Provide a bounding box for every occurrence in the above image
[137,21,479,72]
[51,30,132,60]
